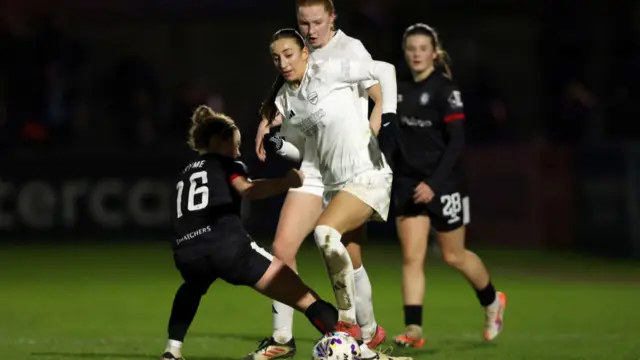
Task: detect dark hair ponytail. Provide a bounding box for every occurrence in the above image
[260,28,306,123]
[259,75,285,122]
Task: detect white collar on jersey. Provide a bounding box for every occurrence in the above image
[309,29,344,54]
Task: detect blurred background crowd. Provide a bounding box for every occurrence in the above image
[2,0,638,152]
[1,0,639,257]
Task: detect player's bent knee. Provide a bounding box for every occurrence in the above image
[402,251,425,267]
[223,242,273,287]
[442,250,465,268]
[252,257,286,291]
[271,239,298,265]
[250,241,274,262]
[314,225,350,269]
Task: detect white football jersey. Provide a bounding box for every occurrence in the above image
[281,31,377,186]
[310,30,377,123]
[274,59,396,189]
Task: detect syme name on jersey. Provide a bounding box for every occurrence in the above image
[182,160,206,174]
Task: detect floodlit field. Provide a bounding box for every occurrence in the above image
[2,240,640,360]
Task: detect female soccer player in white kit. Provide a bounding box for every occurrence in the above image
[247,1,389,359]
[252,28,408,360]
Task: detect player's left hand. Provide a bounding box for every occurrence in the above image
[413,182,434,204]
[255,118,270,162]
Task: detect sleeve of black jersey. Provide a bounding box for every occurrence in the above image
[425,83,466,193]
[227,160,250,184]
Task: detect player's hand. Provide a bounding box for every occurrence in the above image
[413,182,434,204]
[255,118,270,162]
[284,169,304,188]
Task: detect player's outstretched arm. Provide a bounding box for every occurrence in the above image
[230,169,304,200]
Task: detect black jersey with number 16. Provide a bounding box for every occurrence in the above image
[172,153,249,251]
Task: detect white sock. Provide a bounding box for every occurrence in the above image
[359,343,377,359]
[354,266,378,342]
[314,225,357,324]
[165,339,182,357]
[272,300,294,343]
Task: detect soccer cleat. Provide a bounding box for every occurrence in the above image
[161,351,184,360]
[335,320,362,341]
[366,325,387,349]
[362,348,413,360]
[484,291,507,341]
[393,325,425,348]
[243,337,296,360]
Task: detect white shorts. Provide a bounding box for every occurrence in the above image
[289,174,324,197]
[289,157,324,197]
[322,170,393,222]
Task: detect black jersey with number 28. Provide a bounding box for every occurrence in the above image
[172,153,249,251]
[395,70,466,193]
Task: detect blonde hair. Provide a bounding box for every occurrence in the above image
[435,49,452,79]
[187,105,237,152]
[402,23,452,78]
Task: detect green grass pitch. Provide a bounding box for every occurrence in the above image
[2,240,640,360]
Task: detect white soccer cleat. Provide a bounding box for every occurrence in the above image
[360,346,412,360]
[484,291,507,341]
[161,351,183,360]
[243,337,296,360]
[363,351,413,360]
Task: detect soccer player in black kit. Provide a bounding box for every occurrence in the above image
[161,105,340,360]
[390,24,507,348]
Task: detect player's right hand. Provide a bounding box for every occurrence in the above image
[413,181,434,204]
[285,169,304,188]
[255,118,270,162]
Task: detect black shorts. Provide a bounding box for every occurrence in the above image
[392,176,470,232]
[173,233,273,294]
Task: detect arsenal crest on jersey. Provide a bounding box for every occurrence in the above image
[308,91,319,105]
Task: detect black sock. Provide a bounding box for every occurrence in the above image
[168,282,204,341]
[404,305,422,327]
[475,281,497,307]
[304,300,338,334]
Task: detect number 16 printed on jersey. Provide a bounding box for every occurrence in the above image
[176,170,209,218]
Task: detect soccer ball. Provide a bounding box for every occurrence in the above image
[312,332,361,360]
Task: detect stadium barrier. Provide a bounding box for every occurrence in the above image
[0,153,183,237]
[1,144,637,257]
[574,143,640,257]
